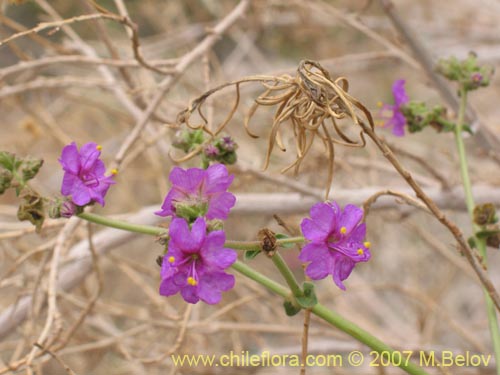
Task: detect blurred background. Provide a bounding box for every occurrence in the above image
[0,0,499,374]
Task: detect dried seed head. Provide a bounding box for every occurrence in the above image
[176,60,374,197]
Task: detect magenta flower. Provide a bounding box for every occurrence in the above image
[299,202,371,290]
[379,79,409,137]
[155,164,236,221]
[160,217,236,304]
[59,142,115,206]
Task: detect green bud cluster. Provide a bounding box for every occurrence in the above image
[172,128,238,168]
[0,151,44,195]
[473,204,500,249]
[437,52,494,92]
[401,102,465,134]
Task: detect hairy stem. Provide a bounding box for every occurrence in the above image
[454,87,500,374]
[271,252,303,297]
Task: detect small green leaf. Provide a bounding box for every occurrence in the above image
[276,233,295,248]
[476,229,500,239]
[0,151,16,171]
[244,250,260,260]
[468,236,476,250]
[296,282,318,308]
[283,300,301,316]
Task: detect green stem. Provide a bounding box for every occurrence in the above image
[232,261,430,375]
[78,212,305,249]
[454,87,500,375]
[78,212,166,237]
[454,89,474,217]
[76,212,430,374]
[225,236,304,251]
[271,252,303,297]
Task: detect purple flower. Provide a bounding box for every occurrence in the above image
[155,164,236,221]
[379,79,409,137]
[160,217,236,304]
[59,142,115,206]
[299,202,371,290]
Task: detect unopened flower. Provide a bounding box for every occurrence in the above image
[59,142,115,206]
[203,144,220,159]
[159,217,236,304]
[60,200,77,218]
[155,164,236,221]
[299,202,371,290]
[220,136,236,152]
[378,79,409,137]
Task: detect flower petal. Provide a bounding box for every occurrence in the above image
[79,142,101,171]
[202,231,236,269]
[169,167,204,194]
[59,142,80,174]
[331,254,355,290]
[299,242,333,280]
[206,192,235,220]
[392,79,409,106]
[298,242,330,262]
[339,204,363,234]
[159,276,181,296]
[180,285,199,304]
[169,217,206,253]
[203,164,234,194]
[70,179,92,206]
[197,271,235,304]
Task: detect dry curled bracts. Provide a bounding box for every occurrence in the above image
[176,60,375,197]
[258,228,277,257]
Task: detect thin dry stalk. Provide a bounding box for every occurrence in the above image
[358,121,500,313]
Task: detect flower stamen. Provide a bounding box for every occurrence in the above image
[340,226,347,234]
[364,241,371,248]
[168,256,175,264]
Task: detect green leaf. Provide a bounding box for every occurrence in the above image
[468,236,476,250]
[283,300,301,316]
[276,233,295,248]
[244,250,260,260]
[296,282,318,308]
[476,229,500,239]
[0,151,16,171]
[462,124,474,135]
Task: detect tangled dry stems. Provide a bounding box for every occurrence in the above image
[176,60,374,198]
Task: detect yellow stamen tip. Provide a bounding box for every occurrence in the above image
[96,145,102,151]
[364,241,371,249]
[168,256,175,263]
[187,277,197,286]
[377,101,383,108]
[340,226,347,234]
[111,168,118,175]
[357,249,364,255]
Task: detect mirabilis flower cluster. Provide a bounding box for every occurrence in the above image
[156,164,237,304]
[54,141,372,305]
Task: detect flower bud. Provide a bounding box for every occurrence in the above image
[172,129,205,153]
[0,169,13,194]
[174,201,209,223]
[437,52,494,92]
[20,157,44,182]
[474,203,497,226]
[17,188,45,232]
